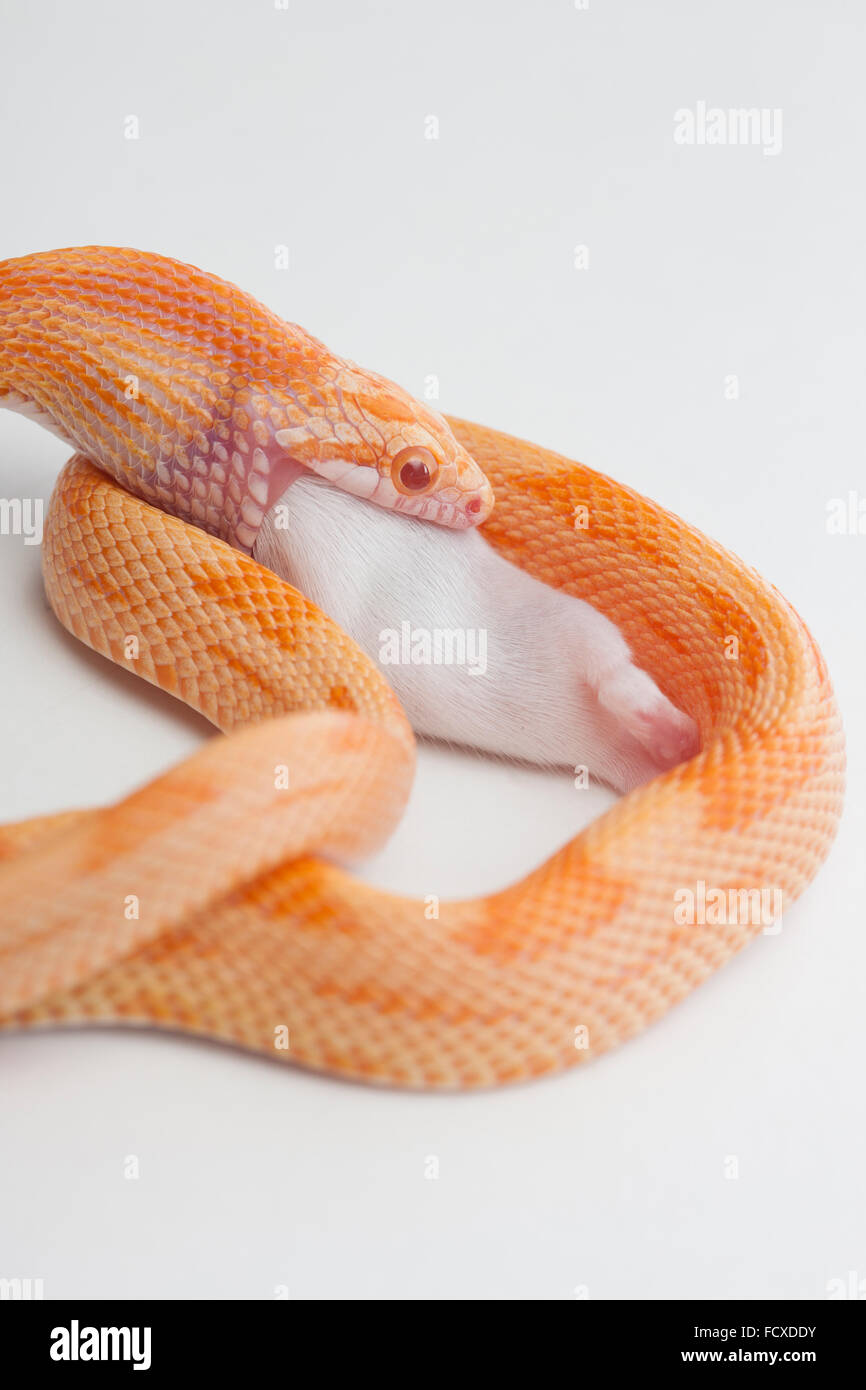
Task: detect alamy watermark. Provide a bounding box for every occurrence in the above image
[674,102,783,157]
[826,491,865,535]
[0,1277,43,1300]
[0,496,43,545]
[674,879,783,933]
[50,1321,151,1371]
[379,622,487,676]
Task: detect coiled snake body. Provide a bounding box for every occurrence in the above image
[0,248,844,1088]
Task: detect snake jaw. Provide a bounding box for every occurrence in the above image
[294,453,494,528]
[272,424,495,529]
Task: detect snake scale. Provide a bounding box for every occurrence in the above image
[0,247,844,1088]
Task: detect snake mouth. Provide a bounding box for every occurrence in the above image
[305,457,494,529]
[264,454,309,507]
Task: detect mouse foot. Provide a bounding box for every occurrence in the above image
[595,663,700,775]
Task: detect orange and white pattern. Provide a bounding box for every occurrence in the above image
[0,249,845,1088]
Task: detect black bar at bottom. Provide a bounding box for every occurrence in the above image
[1,1297,860,1373]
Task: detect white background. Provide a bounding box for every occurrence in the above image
[1,0,863,1300]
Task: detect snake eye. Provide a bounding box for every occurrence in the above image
[392,445,439,495]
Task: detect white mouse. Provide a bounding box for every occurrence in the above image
[254,476,699,792]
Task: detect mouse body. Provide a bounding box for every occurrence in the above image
[254,477,699,792]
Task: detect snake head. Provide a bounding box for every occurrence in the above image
[273,364,494,530]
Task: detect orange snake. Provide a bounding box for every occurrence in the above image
[0,247,845,1088]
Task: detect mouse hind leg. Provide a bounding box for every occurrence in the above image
[594,661,700,781]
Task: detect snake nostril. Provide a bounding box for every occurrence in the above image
[467,497,482,515]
